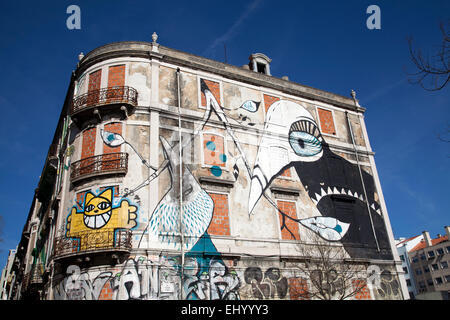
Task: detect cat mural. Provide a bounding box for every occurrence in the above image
[66,188,138,251]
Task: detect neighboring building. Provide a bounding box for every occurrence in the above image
[408,227,450,299]
[9,35,406,300]
[0,249,17,300]
[396,235,424,299]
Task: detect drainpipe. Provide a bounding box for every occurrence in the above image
[345,108,380,253]
[176,67,185,298]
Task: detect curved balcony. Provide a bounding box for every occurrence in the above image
[53,228,132,259]
[70,86,138,123]
[70,152,128,183]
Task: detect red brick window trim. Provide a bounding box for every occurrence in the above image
[352,279,371,300]
[277,200,300,240]
[289,277,310,300]
[81,127,97,158]
[202,132,227,168]
[75,189,91,210]
[200,78,221,108]
[263,94,280,114]
[103,122,123,154]
[99,185,120,198]
[270,146,291,179]
[207,192,231,236]
[317,107,337,136]
[107,65,126,88]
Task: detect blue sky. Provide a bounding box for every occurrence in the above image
[0,0,448,267]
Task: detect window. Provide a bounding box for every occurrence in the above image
[420,253,426,260]
[317,107,337,136]
[428,250,435,258]
[107,65,125,87]
[445,275,450,283]
[256,62,267,74]
[277,200,300,240]
[447,246,450,253]
[403,267,408,274]
[263,94,280,113]
[415,268,423,275]
[424,266,430,273]
[76,189,91,210]
[270,146,291,178]
[99,186,119,198]
[288,277,310,300]
[202,132,227,173]
[406,279,412,286]
[249,53,272,76]
[441,261,448,269]
[435,277,443,285]
[418,281,426,289]
[87,69,102,105]
[431,264,439,271]
[427,279,434,286]
[412,256,419,263]
[200,78,221,108]
[400,254,405,261]
[437,248,444,256]
[352,279,371,300]
[206,193,231,236]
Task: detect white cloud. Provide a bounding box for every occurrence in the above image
[202,0,263,57]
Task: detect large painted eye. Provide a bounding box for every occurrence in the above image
[85,204,95,212]
[289,120,322,157]
[97,201,111,210]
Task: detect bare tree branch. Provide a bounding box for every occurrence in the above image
[407,21,450,91]
[291,230,371,300]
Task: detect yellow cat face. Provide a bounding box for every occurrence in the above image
[83,188,113,229]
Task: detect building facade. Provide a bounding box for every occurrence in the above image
[396,235,424,299]
[408,228,450,298]
[0,249,16,300]
[8,36,407,300]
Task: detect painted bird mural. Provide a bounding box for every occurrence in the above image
[147,137,214,251]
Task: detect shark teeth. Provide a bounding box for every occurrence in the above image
[309,186,382,216]
[84,211,112,229]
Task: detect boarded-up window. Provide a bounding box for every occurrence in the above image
[264,94,280,113]
[88,69,102,105]
[203,133,226,168]
[75,189,91,210]
[80,127,97,176]
[207,193,230,236]
[277,200,300,240]
[270,146,291,178]
[317,107,336,135]
[352,279,371,300]
[289,277,310,300]
[107,65,126,102]
[99,186,119,198]
[102,123,123,171]
[107,65,125,87]
[201,79,221,107]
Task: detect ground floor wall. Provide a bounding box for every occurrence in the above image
[49,251,403,300]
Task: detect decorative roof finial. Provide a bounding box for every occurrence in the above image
[350,89,360,107]
[78,52,84,61]
[152,32,158,44]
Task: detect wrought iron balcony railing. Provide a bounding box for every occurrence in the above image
[70,152,128,183]
[70,86,138,116]
[53,229,132,258]
[21,263,44,291]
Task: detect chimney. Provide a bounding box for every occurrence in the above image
[445,226,450,239]
[422,231,432,247]
[249,53,272,76]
